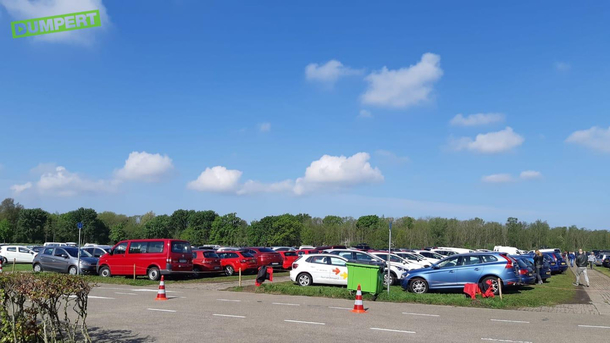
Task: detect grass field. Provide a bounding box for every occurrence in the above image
[233,271,578,310]
[1,263,288,286]
[594,266,610,279]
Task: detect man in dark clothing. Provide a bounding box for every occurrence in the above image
[574,249,590,287]
[534,250,544,285]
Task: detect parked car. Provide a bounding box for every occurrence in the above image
[516,254,551,282]
[413,250,444,263]
[603,256,610,268]
[394,251,432,268]
[595,254,608,267]
[97,239,193,281]
[401,252,521,295]
[192,250,223,275]
[0,245,37,264]
[370,251,424,270]
[511,256,536,285]
[354,243,371,251]
[278,251,299,269]
[217,250,258,275]
[82,246,111,258]
[272,246,296,252]
[290,254,349,286]
[243,247,283,268]
[325,249,405,285]
[542,252,562,274]
[32,247,98,275]
[296,249,316,256]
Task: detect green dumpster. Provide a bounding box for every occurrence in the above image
[346,262,384,295]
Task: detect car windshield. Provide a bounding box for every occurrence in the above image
[258,248,276,253]
[171,242,192,254]
[203,252,219,258]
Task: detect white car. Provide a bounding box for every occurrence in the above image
[371,252,426,270]
[324,249,408,285]
[272,246,296,252]
[413,250,443,263]
[392,252,431,268]
[290,254,349,286]
[0,245,37,264]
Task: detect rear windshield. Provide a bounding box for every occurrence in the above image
[203,252,219,258]
[258,248,276,253]
[171,242,192,254]
[284,252,297,256]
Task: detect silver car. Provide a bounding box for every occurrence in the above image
[32,247,99,275]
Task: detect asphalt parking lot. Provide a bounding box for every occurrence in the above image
[86,283,610,343]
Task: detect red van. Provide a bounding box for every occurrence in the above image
[97,239,192,281]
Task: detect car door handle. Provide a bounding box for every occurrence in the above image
[449,270,454,273]
[474,268,480,271]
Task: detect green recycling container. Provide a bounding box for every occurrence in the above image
[346,262,384,295]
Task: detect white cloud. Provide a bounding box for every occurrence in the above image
[259,123,271,132]
[293,152,384,195]
[566,126,610,153]
[481,174,514,183]
[358,109,373,119]
[361,53,443,109]
[450,127,524,154]
[30,162,58,176]
[520,170,542,180]
[115,151,174,182]
[187,166,243,193]
[555,62,571,72]
[450,113,505,127]
[36,166,117,196]
[305,59,362,86]
[375,150,409,164]
[10,182,32,194]
[188,153,383,196]
[0,0,109,45]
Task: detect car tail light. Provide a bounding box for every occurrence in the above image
[240,259,247,263]
[519,269,527,275]
[292,263,298,269]
[500,254,513,269]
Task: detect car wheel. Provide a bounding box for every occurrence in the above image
[192,266,201,278]
[225,265,235,276]
[68,266,78,275]
[297,272,312,286]
[383,272,397,286]
[409,278,428,294]
[147,267,160,281]
[1,257,6,265]
[482,276,501,295]
[33,263,43,272]
[99,266,111,277]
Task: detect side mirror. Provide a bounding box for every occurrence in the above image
[108,249,113,256]
[431,264,439,270]
[61,254,69,259]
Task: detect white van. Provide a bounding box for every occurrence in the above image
[44,242,68,247]
[493,246,527,255]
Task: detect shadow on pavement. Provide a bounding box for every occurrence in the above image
[87,327,156,342]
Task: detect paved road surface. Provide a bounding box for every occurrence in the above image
[86,282,610,343]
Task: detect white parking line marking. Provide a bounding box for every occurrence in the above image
[132,289,177,293]
[578,325,610,329]
[88,296,115,299]
[481,338,532,343]
[402,312,440,317]
[328,306,352,310]
[490,319,530,324]
[284,320,325,325]
[147,308,176,313]
[114,292,137,296]
[370,328,415,334]
[217,299,241,302]
[213,314,246,318]
[272,302,300,306]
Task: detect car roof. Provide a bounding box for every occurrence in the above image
[304,253,347,259]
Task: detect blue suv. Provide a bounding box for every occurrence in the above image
[401,252,521,295]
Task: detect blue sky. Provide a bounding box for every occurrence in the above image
[1,1,609,228]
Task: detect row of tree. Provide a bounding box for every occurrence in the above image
[1,198,608,252]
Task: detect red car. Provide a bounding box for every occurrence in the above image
[278,251,299,269]
[243,247,283,268]
[97,239,192,281]
[296,249,316,256]
[217,250,258,276]
[192,250,223,276]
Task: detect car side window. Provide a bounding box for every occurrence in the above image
[437,256,459,268]
[355,253,373,261]
[129,242,148,254]
[94,248,105,257]
[147,241,164,253]
[54,248,67,257]
[309,256,329,264]
[460,256,481,266]
[114,243,128,255]
[330,257,346,266]
[338,252,352,259]
[481,255,498,263]
[43,248,54,255]
[228,253,238,258]
[7,247,16,252]
[19,247,30,253]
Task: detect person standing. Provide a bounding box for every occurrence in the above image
[534,250,544,285]
[588,252,596,270]
[574,249,590,287]
[568,251,575,267]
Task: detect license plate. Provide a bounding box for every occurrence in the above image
[271,262,279,265]
[214,266,220,270]
[551,263,556,265]
[546,272,551,275]
[561,262,566,265]
[179,259,187,263]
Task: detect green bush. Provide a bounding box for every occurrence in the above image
[0,273,92,343]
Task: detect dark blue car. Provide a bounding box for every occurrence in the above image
[513,254,551,282]
[401,252,521,295]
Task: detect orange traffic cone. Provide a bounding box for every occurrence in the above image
[155,275,167,301]
[351,284,366,313]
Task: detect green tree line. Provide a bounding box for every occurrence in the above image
[1,198,608,251]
